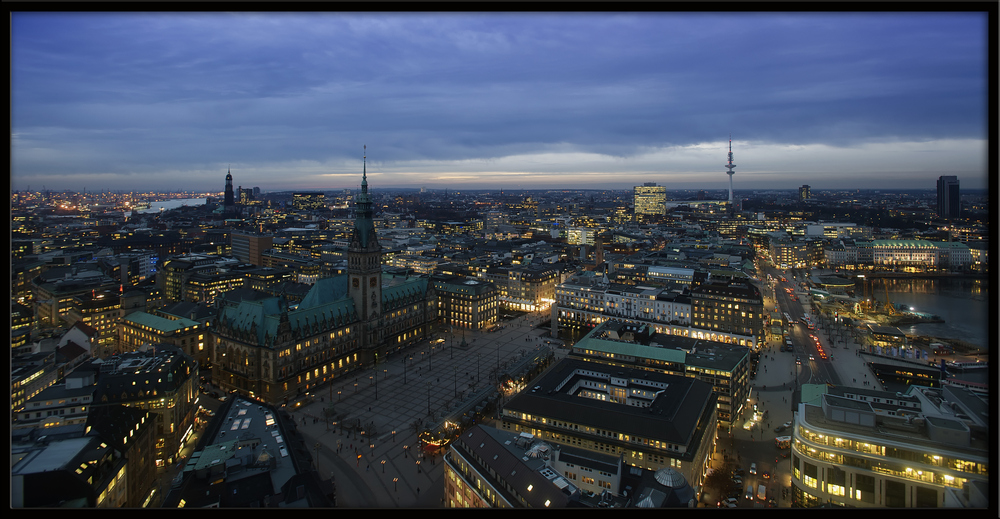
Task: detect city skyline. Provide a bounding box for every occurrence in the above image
[11,11,991,193]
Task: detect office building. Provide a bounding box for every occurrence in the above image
[568,320,752,426]
[798,184,811,202]
[445,423,701,508]
[158,254,240,303]
[230,231,274,266]
[633,183,667,219]
[500,357,718,492]
[93,344,199,468]
[790,384,988,508]
[484,264,562,312]
[292,192,326,211]
[432,274,499,330]
[118,310,207,364]
[936,176,960,218]
[554,276,692,332]
[689,280,764,348]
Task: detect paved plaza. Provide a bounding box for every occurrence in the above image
[289,310,566,508]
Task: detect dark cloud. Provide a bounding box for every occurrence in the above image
[11,12,989,191]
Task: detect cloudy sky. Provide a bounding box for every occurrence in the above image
[10,11,991,194]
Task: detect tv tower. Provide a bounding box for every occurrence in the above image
[725,135,736,204]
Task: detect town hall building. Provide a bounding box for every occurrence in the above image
[210,151,438,404]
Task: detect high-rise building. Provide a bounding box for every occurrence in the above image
[634,182,666,218]
[936,176,960,218]
[798,184,811,202]
[292,192,326,211]
[238,186,255,206]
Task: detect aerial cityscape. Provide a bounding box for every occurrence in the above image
[10,10,992,510]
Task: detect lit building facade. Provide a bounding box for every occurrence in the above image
[500,358,718,493]
[230,231,274,266]
[118,310,207,365]
[689,281,764,347]
[93,344,199,468]
[567,321,752,426]
[633,183,666,219]
[482,264,561,312]
[790,385,988,508]
[554,278,692,332]
[210,160,437,405]
[292,192,326,211]
[433,275,499,330]
[65,290,121,354]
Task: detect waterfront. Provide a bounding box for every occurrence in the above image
[134,197,207,214]
[869,277,990,350]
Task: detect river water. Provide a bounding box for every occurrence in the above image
[868,277,990,350]
[133,198,208,214]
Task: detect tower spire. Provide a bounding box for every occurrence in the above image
[725,136,736,204]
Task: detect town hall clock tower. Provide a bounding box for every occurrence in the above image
[348,146,383,365]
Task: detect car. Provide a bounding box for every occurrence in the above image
[774,425,787,433]
[782,421,792,428]
[745,486,754,500]
[749,463,757,475]
[809,354,815,361]
[796,357,802,365]
[763,472,770,479]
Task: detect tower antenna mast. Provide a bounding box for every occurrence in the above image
[725,135,736,205]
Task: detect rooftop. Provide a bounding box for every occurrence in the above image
[504,357,715,447]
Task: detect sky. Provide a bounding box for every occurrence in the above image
[10,10,992,194]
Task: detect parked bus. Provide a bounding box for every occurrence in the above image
[775,436,791,449]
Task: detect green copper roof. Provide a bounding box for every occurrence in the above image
[122,311,200,333]
[574,335,688,364]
